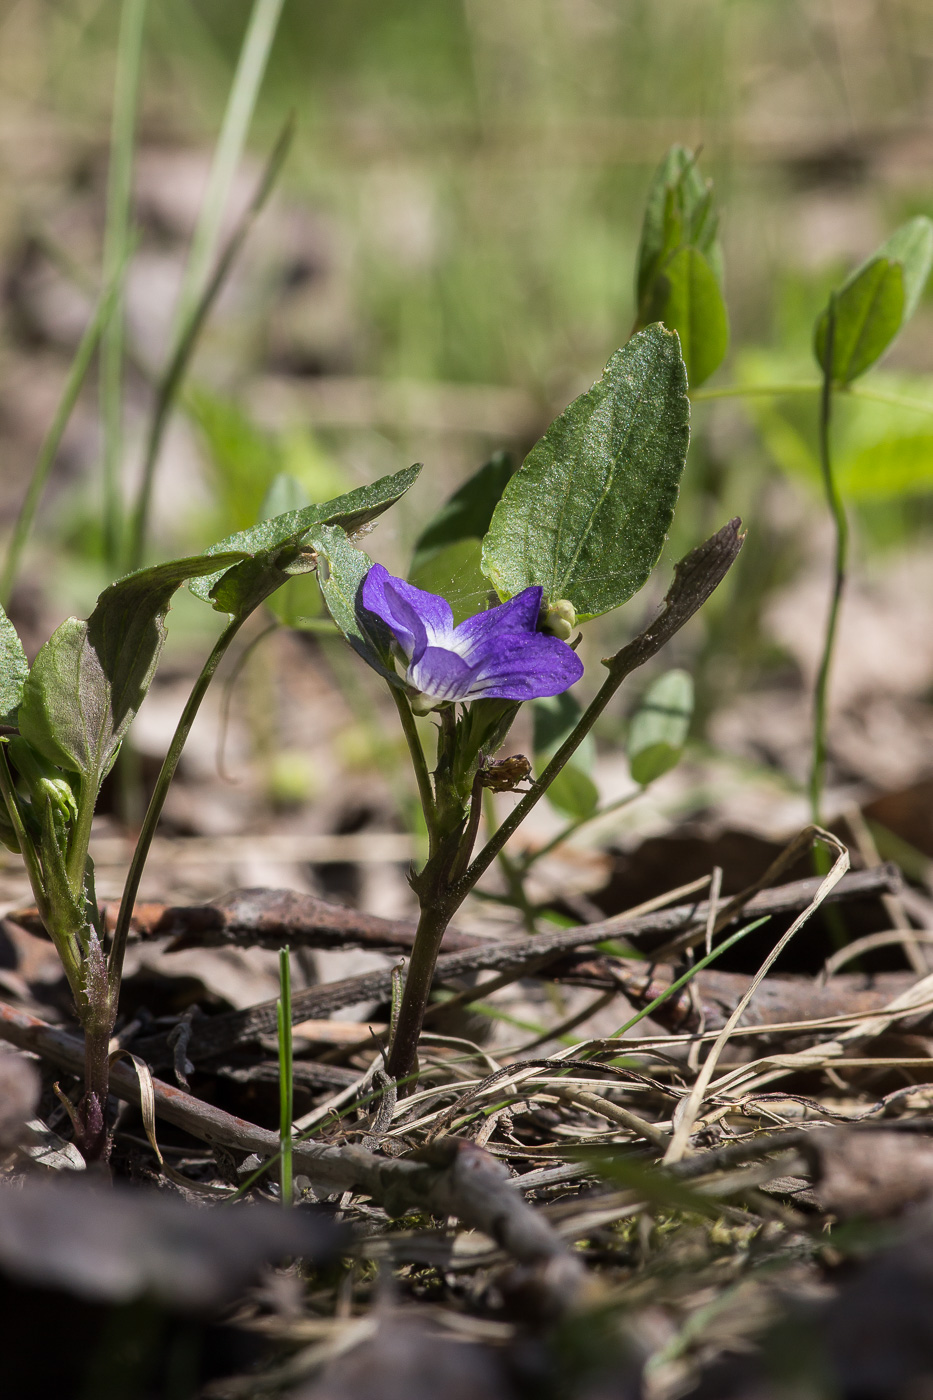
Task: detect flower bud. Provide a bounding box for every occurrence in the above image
[541,599,576,641]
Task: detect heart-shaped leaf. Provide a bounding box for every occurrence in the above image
[481,324,690,622]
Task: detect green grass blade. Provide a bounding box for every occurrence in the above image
[1,277,122,609]
[171,0,285,337]
[128,115,293,570]
[100,0,148,572]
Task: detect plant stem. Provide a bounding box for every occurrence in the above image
[100,0,148,571]
[390,687,438,852]
[0,279,120,608]
[385,899,453,1081]
[809,295,847,826]
[107,616,245,1000]
[0,748,49,928]
[277,946,293,1206]
[80,1016,113,1164]
[690,381,820,402]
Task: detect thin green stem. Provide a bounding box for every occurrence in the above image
[0,279,120,608]
[451,664,626,909]
[277,945,294,1207]
[100,0,148,571]
[0,747,48,925]
[65,777,98,900]
[127,116,293,570]
[809,295,847,826]
[107,616,245,1001]
[690,382,819,402]
[390,687,438,852]
[171,0,285,337]
[846,384,933,417]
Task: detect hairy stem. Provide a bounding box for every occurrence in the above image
[809,295,847,826]
[108,616,245,1000]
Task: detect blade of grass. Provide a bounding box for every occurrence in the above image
[100,0,148,572]
[0,274,123,608]
[171,0,284,337]
[277,945,293,1207]
[127,115,294,569]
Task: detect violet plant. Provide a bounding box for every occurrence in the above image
[305,322,743,1083]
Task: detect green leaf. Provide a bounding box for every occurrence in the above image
[411,452,512,574]
[545,765,599,821]
[18,553,243,783]
[627,668,694,786]
[644,246,729,388]
[305,524,399,683]
[815,257,905,384]
[0,606,29,723]
[878,216,933,320]
[533,692,597,820]
[481,325,690,622]
[189,463,422,610]
[259,472,310,521]
[409,538,491,626]
[636,146,721,308]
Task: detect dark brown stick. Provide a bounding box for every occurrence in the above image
[10,889,482,955]
[0,999,582,1291]
[131,865,901,1066]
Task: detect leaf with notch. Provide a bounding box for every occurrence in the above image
[0,605,28,723]
[481,325,690,622]
[305,524,399,684]
[18,553,243,783]
[189,464,422,610]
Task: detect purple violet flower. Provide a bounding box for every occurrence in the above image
[360,564,583,709]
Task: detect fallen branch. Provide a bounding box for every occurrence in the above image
[131,865,901,1066]
[0,998,584,1298]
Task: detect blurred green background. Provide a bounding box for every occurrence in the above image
[2,0,933,814]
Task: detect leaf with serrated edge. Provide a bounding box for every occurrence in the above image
[18,553,243,782]
[482,325,689,621]
[189,463,422,607]
[0,605,28,722]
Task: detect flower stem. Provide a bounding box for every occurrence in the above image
[385,898,453,1081]
[390,687,438,853]
[107,615,245,1001]
[809,294,847,826]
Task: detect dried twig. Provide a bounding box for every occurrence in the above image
[130,865,900,1066]
[0,998,584,1298]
